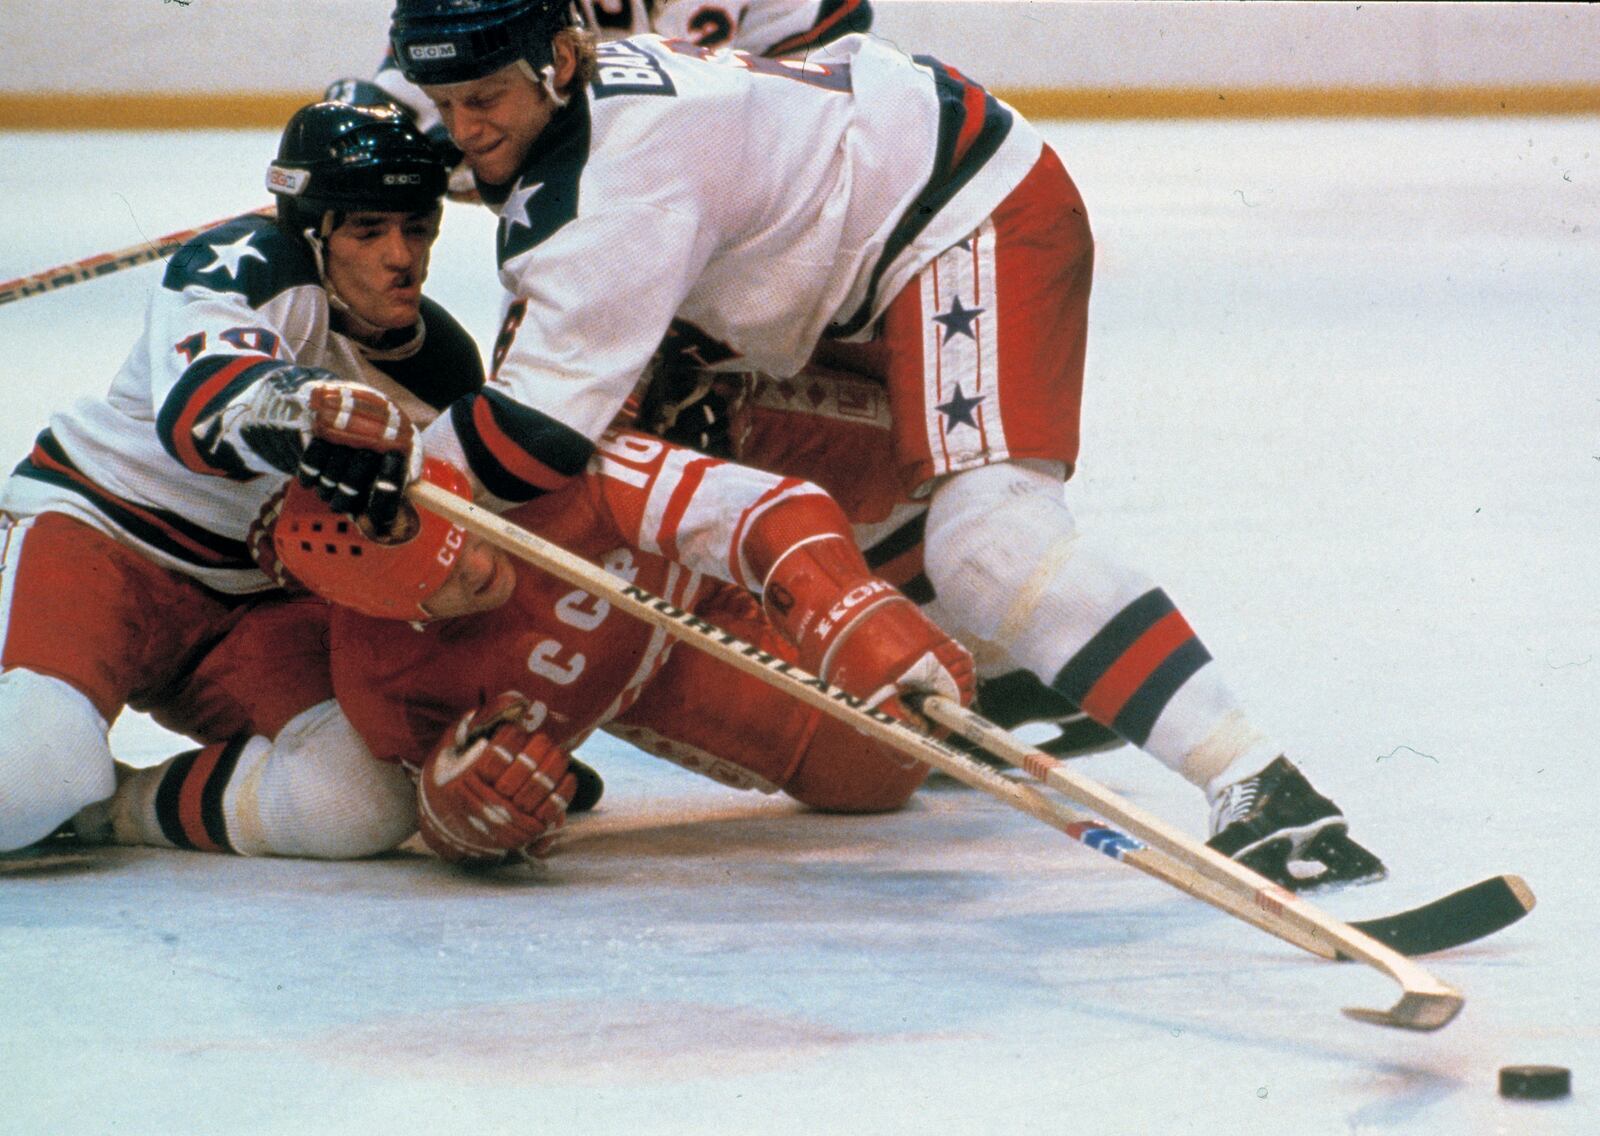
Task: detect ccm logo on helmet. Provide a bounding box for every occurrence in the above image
[383,173,424,185]
[407,42,459,60]
[265,165,309,195]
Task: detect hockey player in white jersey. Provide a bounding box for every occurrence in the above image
[0,101,477,854]
[358,0,870,200]
[382,0,1387,890]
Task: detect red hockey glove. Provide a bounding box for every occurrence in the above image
[239,369,423,536]
[790,576,975,715]
[415,693,579,865]
[750,495,975,716]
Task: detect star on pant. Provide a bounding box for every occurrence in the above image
[931,294,985,343]
[935,384,985,430]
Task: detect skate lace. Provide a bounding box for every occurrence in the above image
[1209,776,1261,834]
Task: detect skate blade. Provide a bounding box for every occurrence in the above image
[1285,828,1390,893]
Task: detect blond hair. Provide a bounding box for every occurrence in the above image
[557,27,599,96]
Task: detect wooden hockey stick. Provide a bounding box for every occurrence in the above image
[940,713,1534,960]
[410,480,1464,1031]
[0,206,274,307]
[916,696,1464,1029]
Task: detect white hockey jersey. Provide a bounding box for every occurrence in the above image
[373,0,871,150]
[0,215,484,593]
[423,33,1042,507]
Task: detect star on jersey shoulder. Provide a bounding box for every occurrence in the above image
[935,384,985,431]
[931,294,985,343]
[499,180,545,236]
[198,232,268,280]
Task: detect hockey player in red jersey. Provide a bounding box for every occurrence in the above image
[195,433,973,865]
[371,0,1386,889]
[0,100,479,855]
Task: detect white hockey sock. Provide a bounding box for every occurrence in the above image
[0,669,114,851]
[110,700,416,859]
[924,461,1280,796]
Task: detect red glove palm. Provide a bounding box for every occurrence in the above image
[416,693,578,865]
[298,382,422,535]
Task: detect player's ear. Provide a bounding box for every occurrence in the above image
[551,34,579,91]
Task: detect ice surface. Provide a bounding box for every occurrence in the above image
[1,116,1596,1134]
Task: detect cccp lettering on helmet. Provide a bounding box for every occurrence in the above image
[436,526,465,568]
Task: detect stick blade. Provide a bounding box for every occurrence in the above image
[1343,874,1535,959]
[1342,989,1464,1032]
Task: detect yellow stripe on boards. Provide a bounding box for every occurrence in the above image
[2,84,1598,130]
[996,83,1600,120]
[0,92,310,131]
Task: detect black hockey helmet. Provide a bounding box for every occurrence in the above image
[389,0,575,87]
[266,101,447,231]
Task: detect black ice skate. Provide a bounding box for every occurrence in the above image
[1290,826,1388,891]
[1206,756,1387,892]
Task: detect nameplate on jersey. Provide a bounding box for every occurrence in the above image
[591,41,677,99]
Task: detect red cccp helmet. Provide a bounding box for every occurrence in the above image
[273,458,472,620]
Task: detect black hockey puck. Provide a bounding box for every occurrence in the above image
[1498,1065,1570,1100]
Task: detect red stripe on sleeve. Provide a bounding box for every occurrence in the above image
[653,455,716,566]
[951,81,990,170]
[471,397,572,495]
[171,356,266,474]
[764,0,863,56]
[1079,610,1195,726]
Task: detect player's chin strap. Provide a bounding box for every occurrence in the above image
[406,479,1468,1034]
[299,214,333,278]
[518,59,569,108]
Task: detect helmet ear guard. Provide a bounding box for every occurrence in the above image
[273,458,474,620]
[389,0,575,86]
